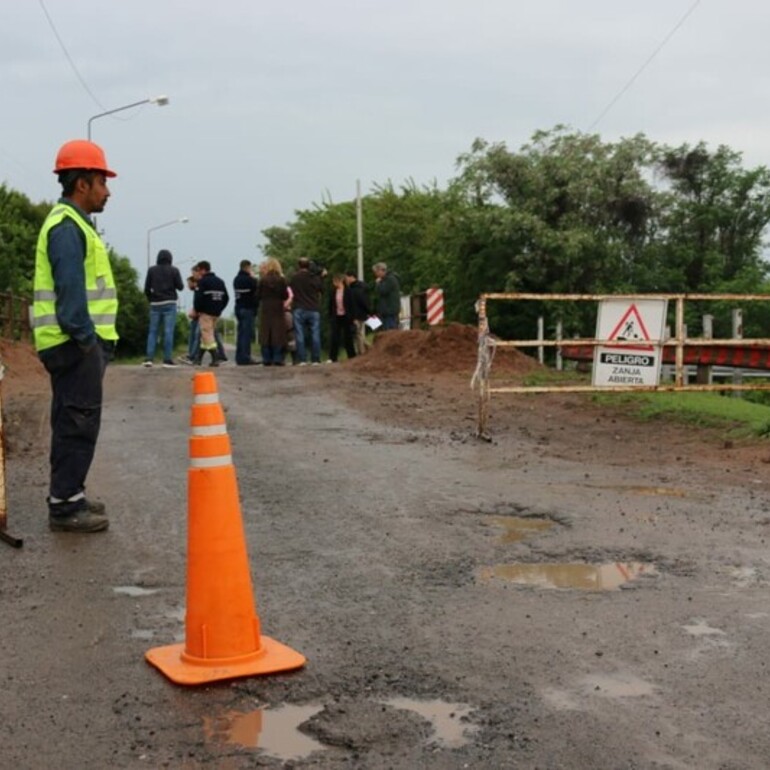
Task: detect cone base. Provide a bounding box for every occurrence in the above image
[145,636,306,685]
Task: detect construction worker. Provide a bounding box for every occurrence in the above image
[192,260,229,366]
[33,139,119,533]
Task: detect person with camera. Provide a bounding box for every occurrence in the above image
[289,257,326,365]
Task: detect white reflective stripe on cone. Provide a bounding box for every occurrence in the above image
[193,393,219,404]
[189,455,232,468]
[191,425,227,436]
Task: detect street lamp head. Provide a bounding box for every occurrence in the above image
[87,94,171,140]
[146,216,190,269]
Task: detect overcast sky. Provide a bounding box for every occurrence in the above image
[1,1,767,284]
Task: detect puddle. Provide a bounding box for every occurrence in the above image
[592,484,689,498]
[384,698,477,749]
[580,672,656,697]
[489,516,554,543]
[682,619,726,637]
[113,585,160,597]
[203,704,324,760]
[478,561,658,591]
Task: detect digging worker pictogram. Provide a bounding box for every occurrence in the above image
[33,139,119,533]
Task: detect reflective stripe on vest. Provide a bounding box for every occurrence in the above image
[33,203,119,352]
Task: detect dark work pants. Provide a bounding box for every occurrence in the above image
[39,339,108,503]
[329,314,356,362]
[235,306,256,364]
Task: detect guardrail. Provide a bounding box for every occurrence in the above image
[473,292,770,437]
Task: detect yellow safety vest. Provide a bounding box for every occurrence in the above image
[33,203,119,352]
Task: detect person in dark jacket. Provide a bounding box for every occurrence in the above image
[373,261,401,330]
[257,258,289,365]
[289,257,326,364]
[143,249,183,368]
[193,260,229,367]
[345,270,371,356]
[327,273,356,362]
[233,259,259,365]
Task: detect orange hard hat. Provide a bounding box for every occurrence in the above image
[53,139,117,178]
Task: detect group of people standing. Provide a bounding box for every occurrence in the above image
[143,251,401,369]
[228,257,400,367]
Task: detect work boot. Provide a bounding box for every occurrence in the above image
[85,499,107,515]
[192,350,204,366]
[208,350,219,367]
[49,499,108,533]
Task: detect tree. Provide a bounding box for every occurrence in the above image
[110,250,150,358]
[0,185,50,296]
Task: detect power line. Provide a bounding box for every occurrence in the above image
[38,0,106,112]
[587,0,702,132]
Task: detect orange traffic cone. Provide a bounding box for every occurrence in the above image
[145,371,305,685]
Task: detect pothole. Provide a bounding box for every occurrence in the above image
[477,561,658,590]
[203,704,325,761]
[590,484,690,498]
[383,697,478,749]
[487,515,556,543]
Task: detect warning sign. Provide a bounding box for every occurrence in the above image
[592,299,667,387]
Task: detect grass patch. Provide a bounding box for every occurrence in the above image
[593,390,770,439]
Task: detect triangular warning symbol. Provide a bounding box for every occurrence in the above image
[607,303,653,351]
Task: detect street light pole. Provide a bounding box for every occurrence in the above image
[146,217,190,270]
[87,95,169,140]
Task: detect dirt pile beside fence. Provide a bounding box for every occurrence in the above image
[0,339,47,397]
[347,322,541,376]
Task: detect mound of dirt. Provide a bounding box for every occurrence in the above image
[347,322,541,376]
[0,339,47,397]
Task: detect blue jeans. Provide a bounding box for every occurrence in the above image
[146,303,177,362]
[261,344,285,365]
[292,308,321,363]
[380,314,399,331]
[235,307,256,364]
[187,318,200,358]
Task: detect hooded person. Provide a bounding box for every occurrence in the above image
[143,248,184,368]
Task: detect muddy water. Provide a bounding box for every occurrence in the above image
[489,515,555,542]
[384,697,477,748]
[478,561,658,590]
[203,704,325,760]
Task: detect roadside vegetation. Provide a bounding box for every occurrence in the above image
[597,390,770,439]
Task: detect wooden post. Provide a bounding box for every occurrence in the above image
[732,308,743,396]
[696,314,713,384]
[0,374,24,547]
[537,316,544,365]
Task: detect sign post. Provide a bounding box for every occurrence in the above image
[592,299,668,387]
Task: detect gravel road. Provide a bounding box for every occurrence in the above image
[2,357,770,769]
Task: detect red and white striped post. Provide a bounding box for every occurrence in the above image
[425,287,444,326]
